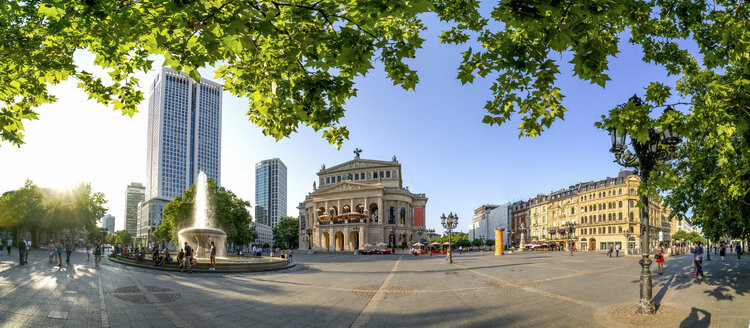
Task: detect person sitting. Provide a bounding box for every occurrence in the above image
[280,250,286,259]
[177,249,185,266]
[159,249,171,267]
[123,245,130,257]
[190,257,198,271]
[152,247,162,266]
[136,248,146,261]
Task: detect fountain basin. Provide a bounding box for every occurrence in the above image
[178,227,227,258]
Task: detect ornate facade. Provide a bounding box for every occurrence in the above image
[298,155,427,252]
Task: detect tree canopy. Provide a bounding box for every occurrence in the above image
[114,229,133,245]
[154,177,255,246]
[272,216,299,249]
[0,180,108,245]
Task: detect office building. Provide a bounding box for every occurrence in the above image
[255,158,287,228]
[124,182,145,237]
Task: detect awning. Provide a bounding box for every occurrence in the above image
[549,230,556,234]
[557,229,566,233]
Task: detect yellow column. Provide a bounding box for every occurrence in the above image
[495,228,504,255]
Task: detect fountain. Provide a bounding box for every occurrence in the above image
[177,171,227,258]
[110,171,292,273]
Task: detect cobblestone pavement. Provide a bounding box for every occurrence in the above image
[0,248,748,328]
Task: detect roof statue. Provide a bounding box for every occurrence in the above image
[354,148,363,158]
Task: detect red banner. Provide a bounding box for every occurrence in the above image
[414,208,424,226]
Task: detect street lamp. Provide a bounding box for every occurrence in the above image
[441,212,459,263]
[306,228,313,250]
[480,235,485,252]
[607,97,681,315]
[389,225,396,254]
[624,229,632,255]
[565,222,576,256]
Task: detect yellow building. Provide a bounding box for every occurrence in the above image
[527,194,549,243]
[576,171,665,253]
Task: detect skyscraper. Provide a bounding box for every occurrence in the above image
[139,67,223,243]
[102,214,115,235]
[255,158,287,228]
[124,182,145,236]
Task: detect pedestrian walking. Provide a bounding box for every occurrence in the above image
[182,242,193,273]
[6,238,12,255]
[48,240,56,264]
[615,244,621,258]
[56,240,63,266]
[736,243,743,259]
[691,242,704,277]
[64,238,73,264]
[94,241,102,266]
[655,244,665,274]
[607,245,613,257]
[208,241,216,271]
[24,239,31,264]
[720,244,726,261]
[86,241,93,261]
[18,238,26,265]
[288,249,293,263]
[459,246,463,254]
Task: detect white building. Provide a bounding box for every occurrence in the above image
[125,182,145,237]
[251,221,273,247]
[468,203,512,246]
[255,158,288,228]
[139,67,223,244]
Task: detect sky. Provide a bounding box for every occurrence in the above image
[0,11,686,235]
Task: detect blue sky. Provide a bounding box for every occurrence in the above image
[0,10,686,234]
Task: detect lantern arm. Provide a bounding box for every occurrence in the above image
[614,148,640,168]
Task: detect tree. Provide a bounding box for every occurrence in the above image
[0,180,46,243]
[485,239,495,247]
[154,177,255,245]
[114,230,132,245]
[2,0,433,148]
[471,238,482,247]
[671,230,690,242]
[272,217,299,249]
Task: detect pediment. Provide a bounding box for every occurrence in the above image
[314,181,383,194]
[320,158,398,174]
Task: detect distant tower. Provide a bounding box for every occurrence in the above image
[139,67,223,244]
[255,158,288,228]
[124,183,145,236]
[102,214,115,235]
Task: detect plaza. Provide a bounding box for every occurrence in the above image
[1,249,748,328]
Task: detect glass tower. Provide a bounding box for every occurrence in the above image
[255,158,287,228]
[139,67,222,243]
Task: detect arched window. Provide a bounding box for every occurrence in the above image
[629,189,635,195]
[618,201,622,208]
[618,212,623,220]
[608,213,612,221]
[619,188,622,195]
[388,207,396,224]
[618,226,623,233]
[399,207,406,225]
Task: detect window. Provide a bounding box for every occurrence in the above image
[618,201,623,208]
[337,176,341,182]
[374,171,378,178]
[629,189,635,195]
[608,227,611,234]
[618,226,623,233]
[629,200,635,207]
[608,213,612,221]
[618,212,623,220]
[326,177,330,183]
[619,188,622,195]
[386,171,391,178]
[571,208,575,214]
[380,171,384,178]
[629,212,634,221]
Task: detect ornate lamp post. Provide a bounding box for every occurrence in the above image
[306,228,313,250]
[565,222,576,256]
[441,213,459,263]
[607,97,681,314]
[624,229,632,255]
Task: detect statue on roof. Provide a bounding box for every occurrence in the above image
[354,148,363,158]
[392,155,397,162]
[321,164,325,170]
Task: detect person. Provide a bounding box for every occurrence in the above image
[655,244,665,274]
[736,243,743,259]
[48,240,56,264]
[256,247,262,257]
[18,238,26,265]
[270,248,275,257]
[56,240,63,266]
[691,241,704,277]
[64,238,73,264]
[720,244,726,261]
[7,238,12,255]
[607,245,613,257]
[86,241,93,261]
[615,243,621,258]
[190,256,198,271]
[208,241,216,271]
[280,250,286,259]
[177,249,184,266]
[288,249,293,262]
[94,241,102,266]
[159,249,171,267]
[123,244,129,257]
[24,238,31,264]
[152,246,161,266]
[459,245,462,254]
[252,245,257,256]
[182,242,193,273]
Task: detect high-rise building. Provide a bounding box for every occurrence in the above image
[139,67,223,243]
[255,158,287,228]
[124,183,145,236]
[102,214,115,235]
